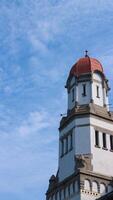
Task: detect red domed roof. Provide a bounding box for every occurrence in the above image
[70,56,103,77]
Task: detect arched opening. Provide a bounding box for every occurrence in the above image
[84,179,91,191]
[100,183,106,194]
[92,181,98,193]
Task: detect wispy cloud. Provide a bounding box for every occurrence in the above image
[0,108,58,198]
[17,111,51,137]
[0,0,113,200]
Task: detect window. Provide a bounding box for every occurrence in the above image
[70,133,73,150]
[110,135,113,151]
[68,185,70,196]
[59,191,61,200]
[82,84,86,96]
[106,90,108,97]
[55,192,58,200]
[92,181,98,193]
[72,88,74,102]
[84,179,91,191]
[102,133,107,149]
[73,182,75,194]
[96,86,100,98]
[64,188,66,199]
[61,140,64,156]
[61,131,73,157]
[66,137,68,153]
[100,183,106,194]
[95,130,100,147]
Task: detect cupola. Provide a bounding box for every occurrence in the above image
[66,52,109,111]
[69,56,103,77]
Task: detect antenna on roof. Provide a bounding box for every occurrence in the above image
[85,50,88,57]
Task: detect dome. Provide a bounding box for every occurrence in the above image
[70,56,103,77]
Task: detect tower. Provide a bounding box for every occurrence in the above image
[46,53,113,200]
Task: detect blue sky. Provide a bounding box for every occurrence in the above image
[0,0,113,200]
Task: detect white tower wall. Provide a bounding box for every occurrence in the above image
[90,117,113,177]
[92,73,104,107]
[67,72,109,111]
[78,81,91,105]
[59,117,92,181]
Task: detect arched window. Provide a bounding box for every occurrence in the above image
[70,183,73,195]
[61,139,64,157]
[92,181,98,193]
[74,181,79,193]
[61,189,64,199]
[110,135,113,150]
[72,88,75,102]
[96,85,100,98]
[100,183,106,194]
[55,192,59,200]
[84,179,91,191]
[52,194,55,200]
[65,186,68,198]
[82,84,86,96]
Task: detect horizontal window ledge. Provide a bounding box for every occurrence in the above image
[95,145,101,148]
[60,153,67,157]
[102,147,108,151]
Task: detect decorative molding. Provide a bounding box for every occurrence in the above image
[48,175,58,190]
[59,104,113,131]
[93,125,113,135]
[46,169,113,200]
[60,128,74,139]
[81,189,99,196]
[75,101,78,107]
[75,154,93,171]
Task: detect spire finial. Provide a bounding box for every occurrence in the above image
[85,50,88,57]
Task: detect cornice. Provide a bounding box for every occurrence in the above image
[46,169,113,196]
[59,104,113,131]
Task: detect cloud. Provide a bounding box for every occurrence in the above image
[0,108,58,197]
[17,111,51,137]
[29,34,49,54]
[0,1,113,200]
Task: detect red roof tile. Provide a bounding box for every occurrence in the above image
[70,56,103,76]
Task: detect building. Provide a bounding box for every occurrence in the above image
[46,53,113,200]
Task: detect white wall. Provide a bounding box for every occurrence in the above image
[78,81,91,105]
[68,77,76,110]
[68,86,76,110]
[59,120,75,181]
[58,149,75,181]
[90,116,113,177]
[58,117,91,181]
[67,72,109,110]
[92,73,109,107]
[81,193,100,200]
[68,80,91,109]
[59,114,113,181]
[75,126,91,154]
